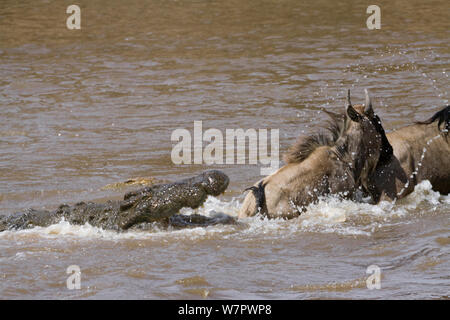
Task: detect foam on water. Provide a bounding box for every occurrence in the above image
[0,180,447,241]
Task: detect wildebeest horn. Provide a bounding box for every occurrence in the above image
[347,89,352,107]
[364,89,374,116]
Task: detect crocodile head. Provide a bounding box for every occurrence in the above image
[198,170,230,196]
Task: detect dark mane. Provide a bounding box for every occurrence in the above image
[371,114,394,167]
[416,105,450,134]
[284,110,394,167]
[283,111,344,164]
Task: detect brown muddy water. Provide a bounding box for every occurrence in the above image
[0,0,449,299]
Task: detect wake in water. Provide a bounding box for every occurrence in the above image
[0,180,448,241]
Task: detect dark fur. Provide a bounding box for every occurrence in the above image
[245,181,267,216]
[416,105,450,134]
[371,114,394,168]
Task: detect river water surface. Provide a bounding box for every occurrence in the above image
[0,0,449,299]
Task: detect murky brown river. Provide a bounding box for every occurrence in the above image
[0,0,449,299]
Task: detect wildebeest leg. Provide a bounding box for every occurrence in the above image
[244,181,268,216]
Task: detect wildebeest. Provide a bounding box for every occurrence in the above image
[238,89,384,219]
[367,105,450,202]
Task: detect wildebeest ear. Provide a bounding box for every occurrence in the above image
[346,89,360,121]
[364,89,374,117]
[347,105,360,122]
[347,89,352,107]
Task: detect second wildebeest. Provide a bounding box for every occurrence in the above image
[367,105,450,202]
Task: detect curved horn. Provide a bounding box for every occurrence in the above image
[364,89,374,116]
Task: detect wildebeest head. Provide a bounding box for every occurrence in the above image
[336,89,383,189]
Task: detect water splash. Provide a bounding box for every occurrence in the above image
[0,180,447,241]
